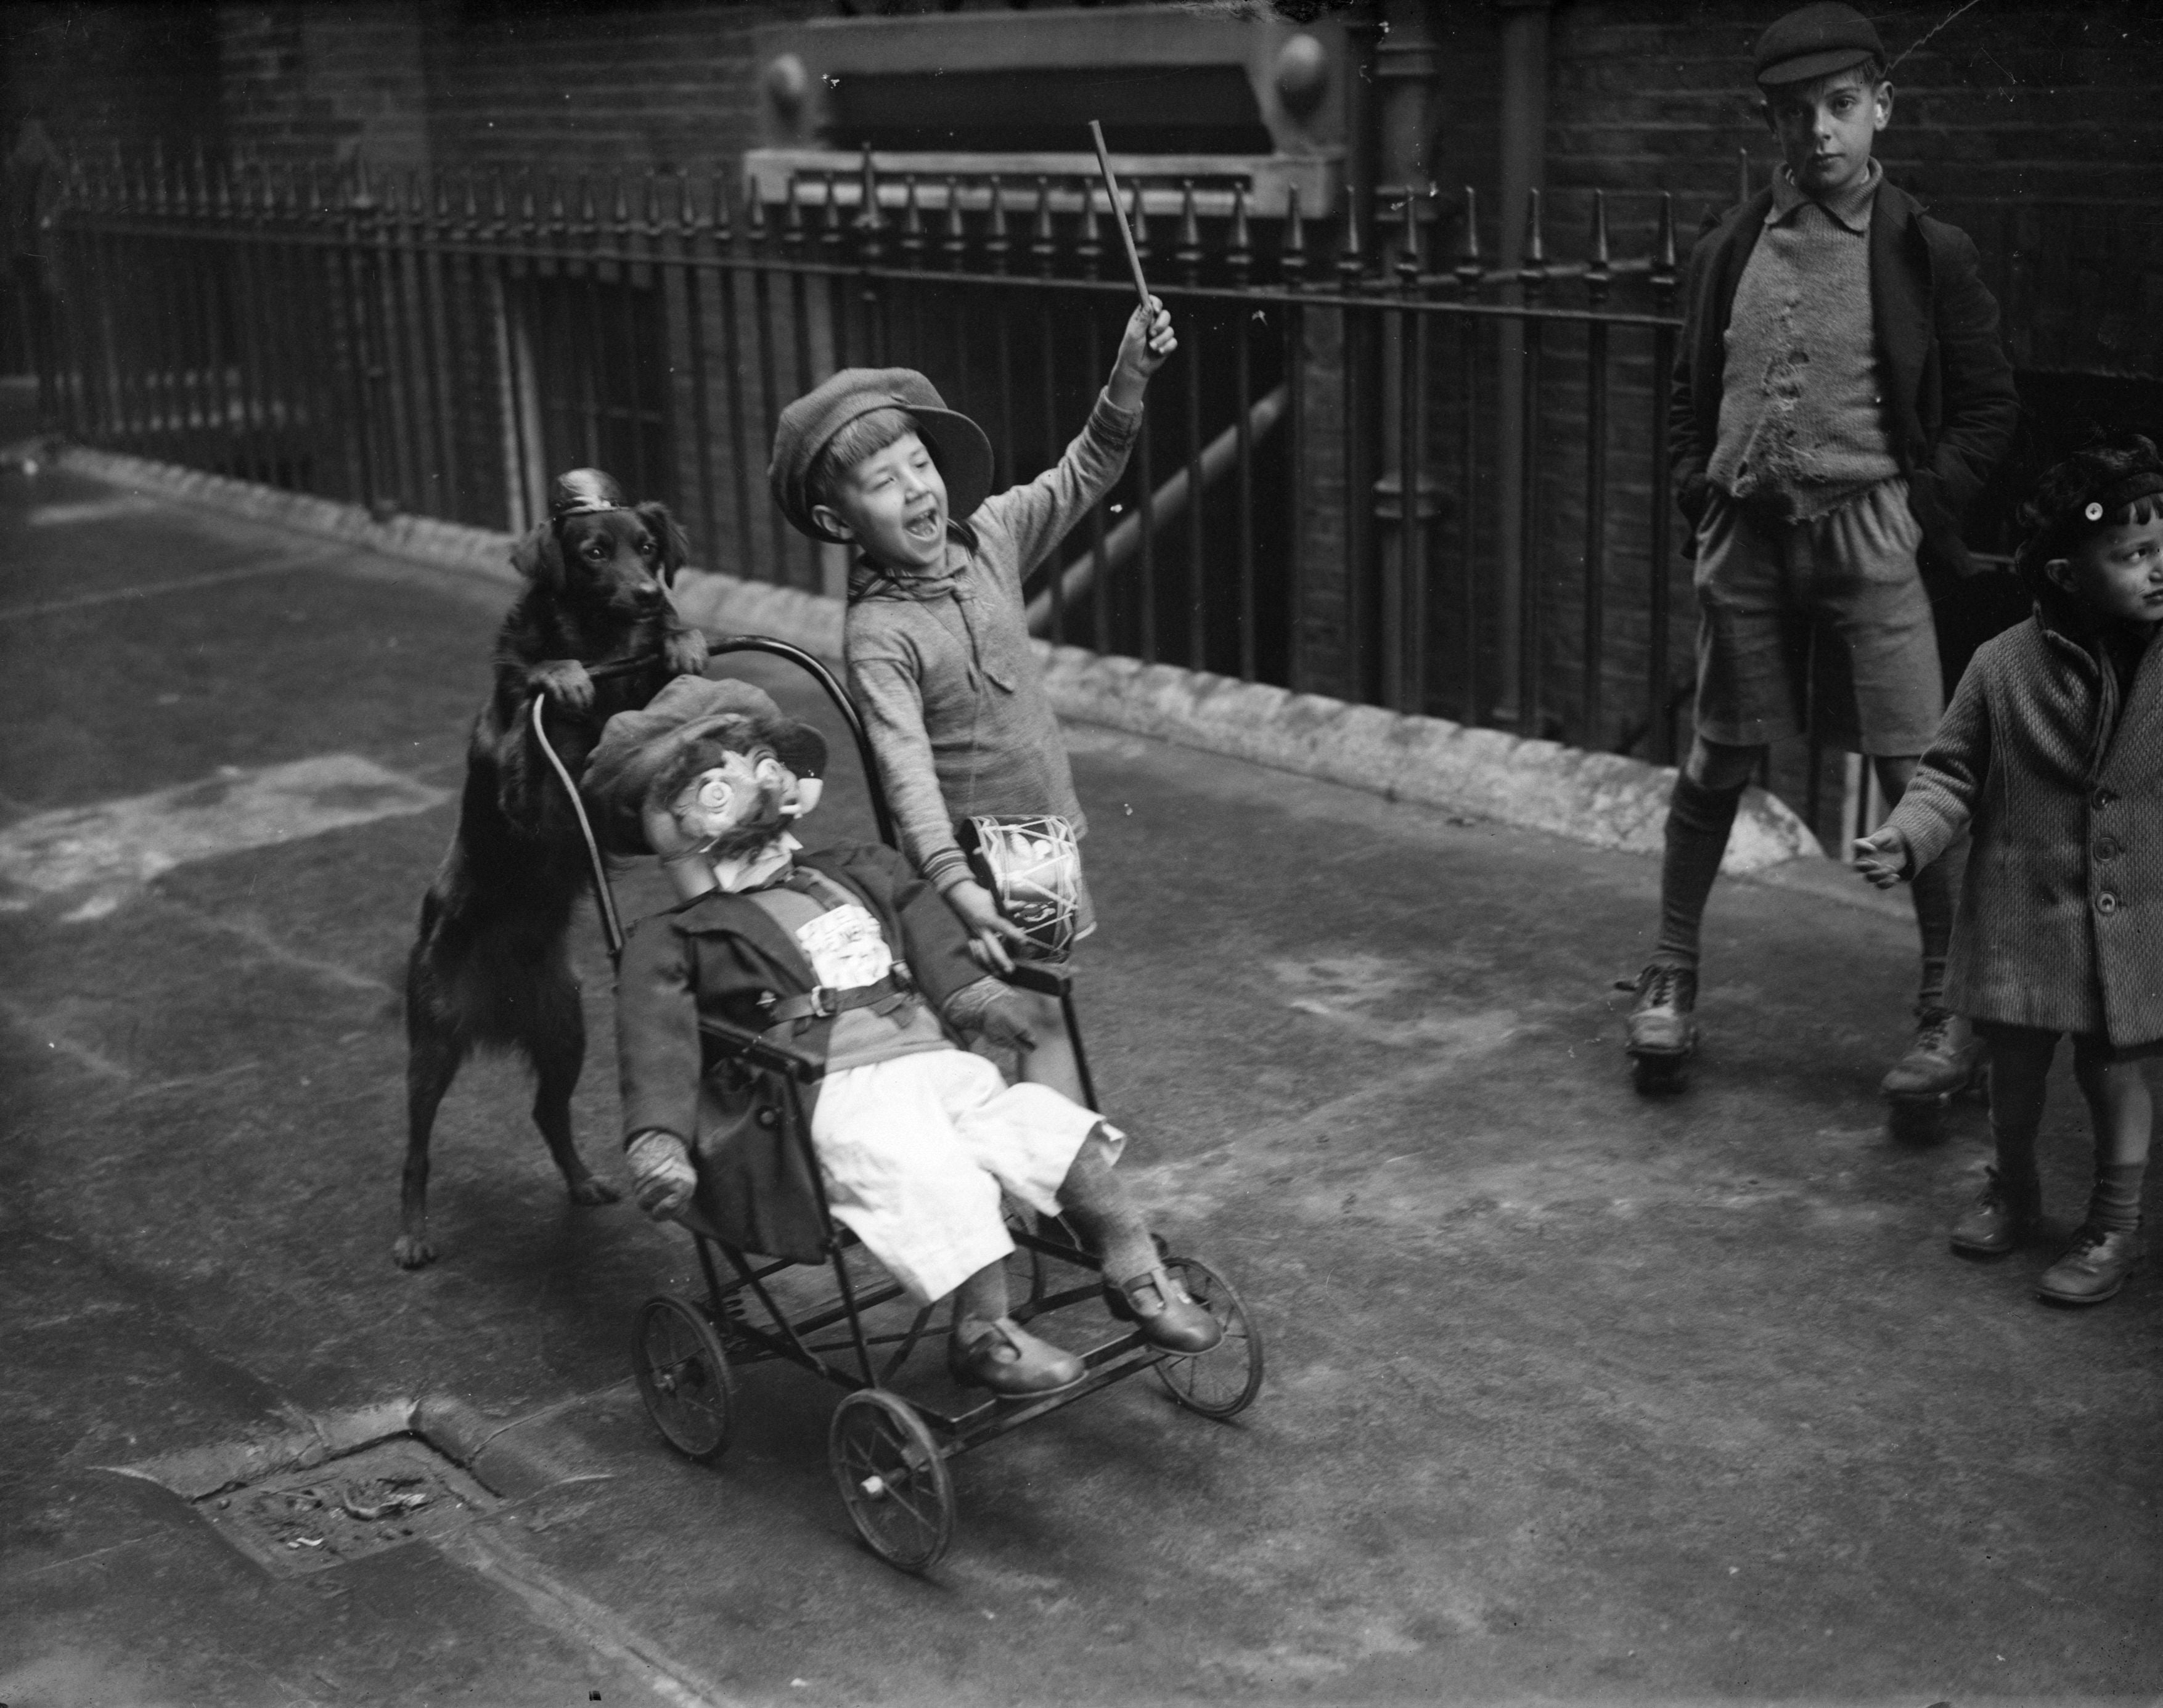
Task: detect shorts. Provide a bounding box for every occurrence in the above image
[1971,1021,2163,1069]
[809,1047,1118,1304]
[1691,477,1943,756]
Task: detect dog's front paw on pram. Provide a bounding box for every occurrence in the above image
[527,658,595,709]
[663,626,709,678]
[393,1232,437,1269]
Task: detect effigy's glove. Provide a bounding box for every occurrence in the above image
[626,1130,697,1222]
[944,976,1039,1053]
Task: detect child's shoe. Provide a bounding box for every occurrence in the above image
[948,1317,1087,1397]
[2035,1224,2144,1306]
[1881,1008,1987,1104]
[1105,1265,1224,1353]
[1948,1167,2041,1256]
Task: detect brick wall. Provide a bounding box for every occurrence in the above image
[1401,0,2163,839]
[1,2,223,167]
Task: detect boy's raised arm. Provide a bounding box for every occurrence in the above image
[974,298,1174,584]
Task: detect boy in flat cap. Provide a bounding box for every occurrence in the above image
[767,299,1175,1104]
[1625,0,2020,1098]
[587,674,1221,1397]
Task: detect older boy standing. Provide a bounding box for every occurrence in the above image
[1625,1,2019,1096]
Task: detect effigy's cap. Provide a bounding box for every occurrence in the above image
[583,675,828,854]
[1752,2,1884,88]
[767,367,992,543]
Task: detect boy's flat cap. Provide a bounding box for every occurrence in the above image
[1753,1,1884,86]
[767,367,994,544]
[583,675,828,856]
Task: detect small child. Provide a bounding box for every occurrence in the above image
[1856,435,2163,1305]
[766,300,1176,1100]
[587,674,1221,1394]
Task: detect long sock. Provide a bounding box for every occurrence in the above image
[1057,1129,1158,1284]
[1653,775,1745,968]
[2090,1161,2146,1233]
[951,1260,1008,1338]
[1910,832,1967,1011]
[1991,1121,2042,1201]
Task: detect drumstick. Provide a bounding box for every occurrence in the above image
[1088,120,1153,312]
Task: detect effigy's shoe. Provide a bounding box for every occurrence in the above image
[2036,1224,2144,1306]
[1105,1264,1224,1354]
[947,1317,1086,1397]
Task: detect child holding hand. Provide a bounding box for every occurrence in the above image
[766,299,1176,1100]
[1857,435,2163,1304]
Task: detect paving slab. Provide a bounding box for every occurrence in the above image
[1,457,2158,1707]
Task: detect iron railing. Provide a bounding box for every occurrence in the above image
[43,145,1692,765]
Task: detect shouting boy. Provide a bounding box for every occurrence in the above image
[1625,1,2019,1095]
[767,299,1176,1104]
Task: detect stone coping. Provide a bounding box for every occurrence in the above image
[57,445,1822,874]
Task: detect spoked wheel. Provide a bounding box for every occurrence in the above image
[1151,1256,1264,1420]
[829,1388,955,1571]
[632,1294,736,1462]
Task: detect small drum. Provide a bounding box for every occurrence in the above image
[959,814,1081,960]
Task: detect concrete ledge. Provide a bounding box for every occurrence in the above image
[57,446,1822,874]
[62,447,525,589]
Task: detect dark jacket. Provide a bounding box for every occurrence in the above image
[1884,586,2163,1045]
[1670,179,2019,579]
[613,840,984,1259]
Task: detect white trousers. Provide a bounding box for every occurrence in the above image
[810,1048,1118,1305]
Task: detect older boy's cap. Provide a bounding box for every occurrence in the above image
[1752,1,1884,87]
[582,675,828,855]
[767,367,994,544]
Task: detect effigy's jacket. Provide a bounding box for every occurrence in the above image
[613,841,984,1258]
[1884,584,2163,1044]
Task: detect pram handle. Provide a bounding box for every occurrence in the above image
[698,1015,825,1083]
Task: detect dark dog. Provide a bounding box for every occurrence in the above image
[396,469,710,1267]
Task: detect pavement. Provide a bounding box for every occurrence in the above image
[2,435,2160,1708]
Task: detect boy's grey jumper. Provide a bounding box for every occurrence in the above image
[1707,160,1902,522]
[845,390,1140,892]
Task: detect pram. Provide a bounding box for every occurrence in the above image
[534,638,1262,1571]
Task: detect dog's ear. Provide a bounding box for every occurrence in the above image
[636,502,692,584]
[510,521,562,590]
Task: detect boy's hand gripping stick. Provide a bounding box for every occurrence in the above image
[1088,120,1153,313]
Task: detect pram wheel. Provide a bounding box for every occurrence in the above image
[632,1294,737,1463]
[1150,1257,1263,1420]
[830,1389,955,1571]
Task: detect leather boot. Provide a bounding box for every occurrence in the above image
[1624,963,1698,1059]
[1881,1008,1987,1103]
[2036,1224,2144,1306]
[1948,1167,2040,1256]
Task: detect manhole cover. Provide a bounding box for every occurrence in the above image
[194,1433,501,1575]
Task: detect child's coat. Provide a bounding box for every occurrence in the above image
[1884,590,2163,1044]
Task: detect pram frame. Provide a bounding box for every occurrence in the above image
[532,637,1260,1569]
